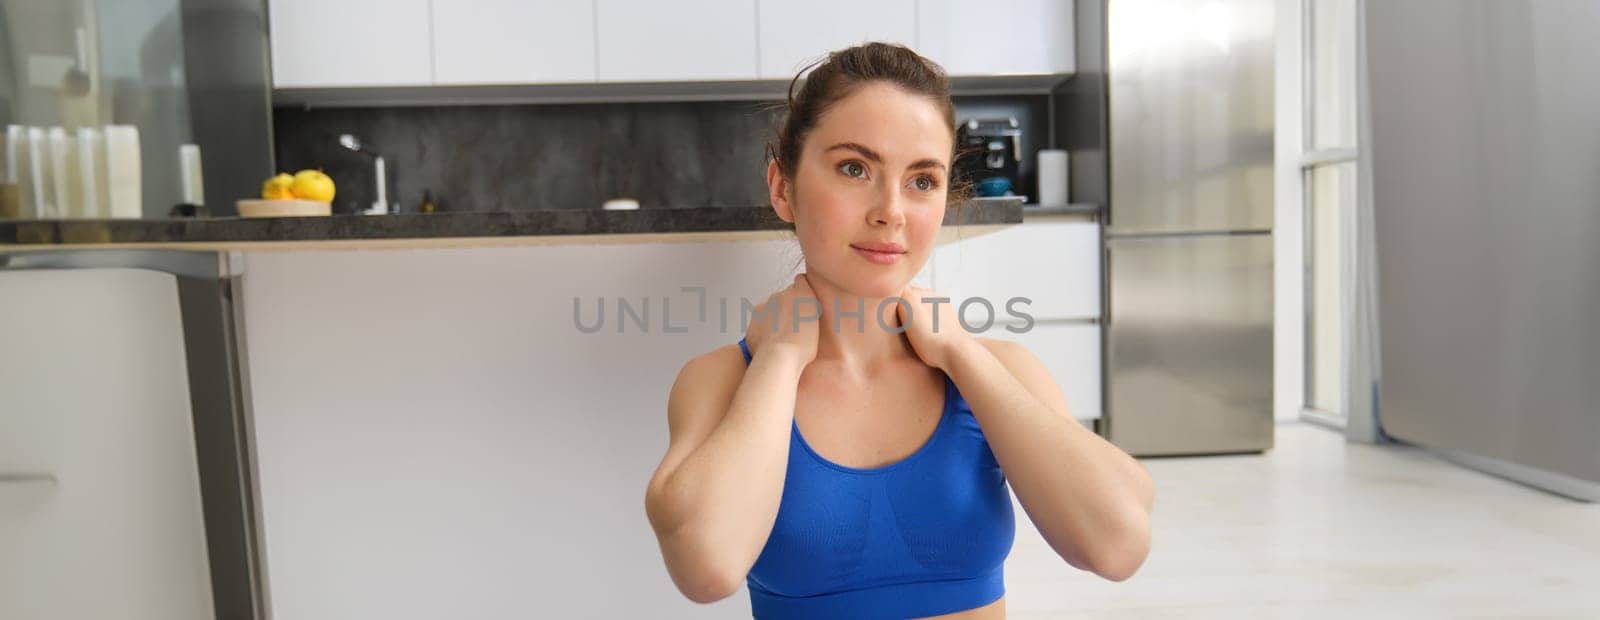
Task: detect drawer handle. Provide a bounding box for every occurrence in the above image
[0,473,57,485]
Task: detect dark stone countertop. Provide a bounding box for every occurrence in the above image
[1022,203,1104,217]
[0,200,1029,251]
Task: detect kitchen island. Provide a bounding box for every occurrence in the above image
[1,201,1041,619]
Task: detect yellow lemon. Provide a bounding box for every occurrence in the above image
[291,169,336,202]
[261,173,295,199]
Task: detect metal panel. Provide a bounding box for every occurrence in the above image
[1105,234,1274,455]
[181,0,276,217]
[1053,0,1109,209]
[1,250,267,619]
[1106,0,1276,234]
[1364,0,1600,498]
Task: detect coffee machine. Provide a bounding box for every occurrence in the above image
[954,117,1022,197]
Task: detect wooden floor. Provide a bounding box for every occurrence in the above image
[1002,423,1600,619]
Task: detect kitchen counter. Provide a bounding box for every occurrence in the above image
[0,200,1028,251]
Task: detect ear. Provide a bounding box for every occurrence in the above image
[767,159,795,223]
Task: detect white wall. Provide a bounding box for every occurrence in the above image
[0,269,215,620]
[1273,0,1306,423]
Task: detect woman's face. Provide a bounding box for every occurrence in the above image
[768,81,953,298]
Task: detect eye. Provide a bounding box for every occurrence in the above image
[838,161,868,179]
[910,175,940,192]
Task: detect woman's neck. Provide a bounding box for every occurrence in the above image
[805,275,920,378]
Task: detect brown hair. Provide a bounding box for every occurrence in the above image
[766,42,972,212]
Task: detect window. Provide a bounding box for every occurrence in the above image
[1301,0,1357,426]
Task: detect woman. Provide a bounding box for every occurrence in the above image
[645,42,1154,619]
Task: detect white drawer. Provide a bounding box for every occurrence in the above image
[933,220,1100,321]
[979,322,1102,421]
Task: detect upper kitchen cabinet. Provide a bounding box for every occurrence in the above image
[267,0,1075,93]
[916,0,1075,76]
[757,0,917,79]
[269,0,433,88]
[596,0,758,82]
[433,0,597,85]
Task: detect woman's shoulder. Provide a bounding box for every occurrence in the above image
[681,342,747,376]
[969,336,1049,374]
[660,344,750,447]
[967,336,1074,419]
[667,343,749,406]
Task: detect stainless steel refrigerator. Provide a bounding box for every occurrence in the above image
[1099,0,1277,456]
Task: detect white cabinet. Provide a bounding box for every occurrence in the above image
[242,241,815,618]
[0,270,214,618]
[933,219,1101,321]
[595,0,759,82]
[756,0,917,79]
[933,219,1103,418]
[916,0,1076,76]
[432,0,596,85]
[983,322,1102,420]
[268,0,433,88]
[267,0,1075,90]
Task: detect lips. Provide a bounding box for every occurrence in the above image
[851,241,907,265]
[850,241,906,254]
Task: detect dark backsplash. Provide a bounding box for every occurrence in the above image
[272,96,1049,214]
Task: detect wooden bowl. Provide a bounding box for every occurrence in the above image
[237,199,331,217]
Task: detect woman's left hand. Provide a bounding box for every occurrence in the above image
[896,284,975,372]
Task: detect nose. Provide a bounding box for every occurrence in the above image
[867,184,907,227]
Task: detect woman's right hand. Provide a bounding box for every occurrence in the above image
[745,273,820,365]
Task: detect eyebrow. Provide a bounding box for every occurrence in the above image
[824,142,947,172]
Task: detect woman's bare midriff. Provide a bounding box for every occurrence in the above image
[916,595,1005,619]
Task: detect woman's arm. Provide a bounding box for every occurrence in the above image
[644,343,809,603]
[944,337,1154,581]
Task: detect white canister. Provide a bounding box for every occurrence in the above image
[5,125,24,184]
[104,125,142,219]
[76,128,106,218]
[1037,149,1069,207]
[178,144,204,206]
[27,127,52,218]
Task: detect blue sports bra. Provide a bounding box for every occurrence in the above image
[737,337,1015,619]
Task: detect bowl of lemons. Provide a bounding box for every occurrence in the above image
[237,170,336,217]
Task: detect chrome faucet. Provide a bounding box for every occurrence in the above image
[338,134,390,215]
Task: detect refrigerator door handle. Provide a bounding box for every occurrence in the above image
[1102,246,1112,323]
